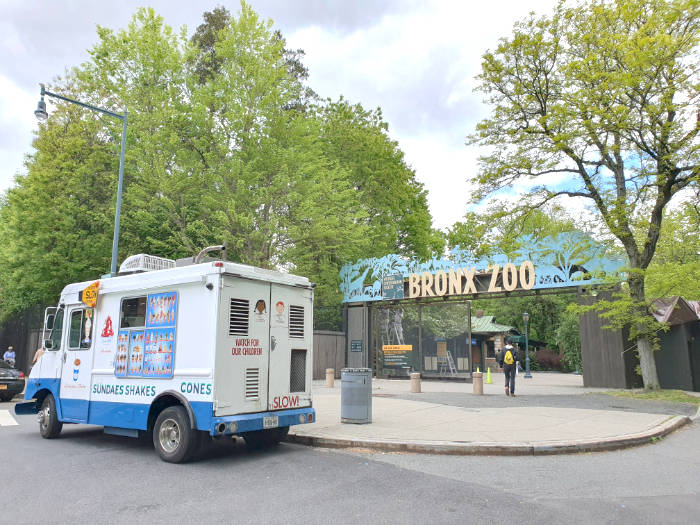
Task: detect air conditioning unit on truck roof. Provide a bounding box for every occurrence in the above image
[15,249,315,463]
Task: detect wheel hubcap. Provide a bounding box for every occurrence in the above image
[38,406,49,428]
[158,418,181,453]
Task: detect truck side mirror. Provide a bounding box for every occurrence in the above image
[44,339,53,350]
[45,314,55,330]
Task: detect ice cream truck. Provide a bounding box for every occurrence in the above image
[15,250,315,463]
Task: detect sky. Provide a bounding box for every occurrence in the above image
[0,0,565,231]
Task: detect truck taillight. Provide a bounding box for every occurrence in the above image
[307,413,313,423]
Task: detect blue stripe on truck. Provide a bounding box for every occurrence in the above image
[21,377,314,436]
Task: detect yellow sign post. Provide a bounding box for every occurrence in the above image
[79,281,100,307]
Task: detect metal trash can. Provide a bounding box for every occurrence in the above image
[341,368,372,424]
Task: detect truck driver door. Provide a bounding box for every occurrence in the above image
[59,306,95,422]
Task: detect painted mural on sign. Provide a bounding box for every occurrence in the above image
[340,232,624,303]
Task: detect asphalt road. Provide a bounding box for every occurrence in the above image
[1,405,699,525]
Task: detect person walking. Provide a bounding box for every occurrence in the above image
[499,344,518,397]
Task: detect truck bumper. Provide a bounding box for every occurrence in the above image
[210,407,315,437]
[14,401,39,415]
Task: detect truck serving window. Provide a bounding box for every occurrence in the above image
[120,296,147,328]
[69,308,94,349]
[115,292,178,379]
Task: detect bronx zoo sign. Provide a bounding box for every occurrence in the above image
[407,260,536,299]
[340,232,624,303]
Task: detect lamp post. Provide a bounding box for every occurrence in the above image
[35,83,127,277]
[523,312,532,378]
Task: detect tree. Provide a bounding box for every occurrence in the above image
[644,200,700,300]
[556,307,582,371]
[0,100,116,318]
[315,98,444,259]
[468,0,699,388]
[0,3,443,330]
[447,205,579,257]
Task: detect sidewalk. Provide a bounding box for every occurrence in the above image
[286,374,695,455]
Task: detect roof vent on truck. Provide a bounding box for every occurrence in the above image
[118,254,176,275]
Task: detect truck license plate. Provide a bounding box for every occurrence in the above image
[263,416,278,429]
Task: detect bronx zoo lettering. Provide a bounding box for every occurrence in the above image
[408,261,535,298]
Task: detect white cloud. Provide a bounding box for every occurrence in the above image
[0,74,37,191]
[397,133,479,231]
[287,0,559,228]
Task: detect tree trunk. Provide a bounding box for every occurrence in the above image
[628,271,661,390]
[636,335,660,390]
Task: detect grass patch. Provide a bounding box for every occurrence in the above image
[605,389,700,405]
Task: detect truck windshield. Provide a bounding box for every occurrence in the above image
[49,307,64,351]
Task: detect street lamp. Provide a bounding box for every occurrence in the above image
[523,312,532,378]
[35,83,127,277]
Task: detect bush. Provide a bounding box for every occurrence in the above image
[532,349,563,371]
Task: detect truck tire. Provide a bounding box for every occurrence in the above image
[39,395,63,439]
[243,426,290,450]
[153,406,199,463]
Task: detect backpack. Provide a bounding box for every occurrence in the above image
[504,349,514,365]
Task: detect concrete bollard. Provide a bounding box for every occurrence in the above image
[325,368,335,388]
[472,371,483,395]
[410,372,421,393]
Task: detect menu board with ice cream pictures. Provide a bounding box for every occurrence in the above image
[147,292,177,328]
[143,328,175,378]
[115,330,130,377]
[143,291,178,378]
[127,331,145,377]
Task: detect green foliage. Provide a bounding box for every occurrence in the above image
[0,3,439,323]
[0,101,116,317]
[313,98,444,259]
[556,306,582,371]
[447,205,580,257]
[645,201,700,301]
[468,0,700,389]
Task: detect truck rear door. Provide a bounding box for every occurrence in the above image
[268,284,313,410]
[214,278,270,415]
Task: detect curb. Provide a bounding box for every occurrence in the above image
[690,404,700,422]
[286,415,692,456]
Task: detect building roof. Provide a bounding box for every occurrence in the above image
[652,296,700,325]
[470,316,514,334]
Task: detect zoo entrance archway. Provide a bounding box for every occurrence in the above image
[340,233,624,378]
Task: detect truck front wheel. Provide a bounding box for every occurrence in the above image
[153,406,199,463]
[38,395,62,439]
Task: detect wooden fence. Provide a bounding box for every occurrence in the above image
[313,330,346,379]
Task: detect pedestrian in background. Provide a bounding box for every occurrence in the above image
[3,346,15,367]
[499,344,518,397]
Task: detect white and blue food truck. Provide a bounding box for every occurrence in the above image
[16,251,315,462]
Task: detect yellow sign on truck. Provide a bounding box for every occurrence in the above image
[79,281,100,307]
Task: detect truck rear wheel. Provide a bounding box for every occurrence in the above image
[38,395,62,439]
[153,406,199,463]
[243,426,289,450]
